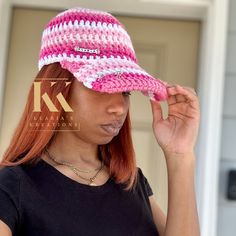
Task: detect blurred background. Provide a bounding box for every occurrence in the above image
[0,0,234,236]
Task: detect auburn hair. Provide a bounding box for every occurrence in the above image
[0,62,138,191]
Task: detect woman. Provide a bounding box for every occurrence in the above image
[0,7,200,236]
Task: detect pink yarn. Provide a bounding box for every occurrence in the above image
[46,11,122,31]
[38,7,168,101]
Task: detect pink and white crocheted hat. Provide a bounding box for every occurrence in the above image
[38,7,168,101]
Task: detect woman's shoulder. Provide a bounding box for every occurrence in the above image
[0,159,40,184]
[0,165,22,195]
[0,165,21,180]
[0,166,21,189]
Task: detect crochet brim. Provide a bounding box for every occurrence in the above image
[60,58,168,102]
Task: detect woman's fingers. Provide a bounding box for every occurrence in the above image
[167,85,198,105]
[182,86,197,96]
[167,84,197,94]
[168,93,186,105]
[150,84,199,122]
[150,100,163,122]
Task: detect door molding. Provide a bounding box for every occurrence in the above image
[0,1,229,235]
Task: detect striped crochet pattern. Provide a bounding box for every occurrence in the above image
[38,7,168,101]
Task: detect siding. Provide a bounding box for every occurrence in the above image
[217,0,236,235]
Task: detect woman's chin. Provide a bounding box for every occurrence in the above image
[97,136,115,145]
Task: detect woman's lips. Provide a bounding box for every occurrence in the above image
[101,124,122,136]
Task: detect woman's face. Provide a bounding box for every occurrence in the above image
[65,80,130,145]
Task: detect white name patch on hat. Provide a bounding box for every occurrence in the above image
[74,46,100,54]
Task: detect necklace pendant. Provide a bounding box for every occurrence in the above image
[89,179,97,186]
[89,180,97,186]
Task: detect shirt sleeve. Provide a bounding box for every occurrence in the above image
[0,188,19,233]
[0,167,20,234]
[137,167,153,197]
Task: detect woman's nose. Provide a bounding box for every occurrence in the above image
[106,93,129,116]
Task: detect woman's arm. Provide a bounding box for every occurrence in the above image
[149,84,201,236]
[149,195,166,236]
[0,220,12,236]
[163,151,200,236]
[149,153,200,236]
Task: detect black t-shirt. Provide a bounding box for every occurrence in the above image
[0,158,159,236]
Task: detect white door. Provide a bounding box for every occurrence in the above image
[117,16,200,213]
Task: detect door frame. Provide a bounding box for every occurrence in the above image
[0,0,229,235]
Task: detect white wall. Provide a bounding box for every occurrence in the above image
[218,0,236,235]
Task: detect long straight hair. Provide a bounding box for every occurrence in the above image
[0,63,138,191]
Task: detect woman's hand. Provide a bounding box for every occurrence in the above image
[150,84,200,157]
[150,84,201,236]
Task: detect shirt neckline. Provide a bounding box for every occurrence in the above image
[37,157,114,193]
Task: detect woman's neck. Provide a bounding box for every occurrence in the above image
[44,131,101,169]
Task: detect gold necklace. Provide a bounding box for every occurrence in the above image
[44,147,102,174]
[44,148,105,186]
